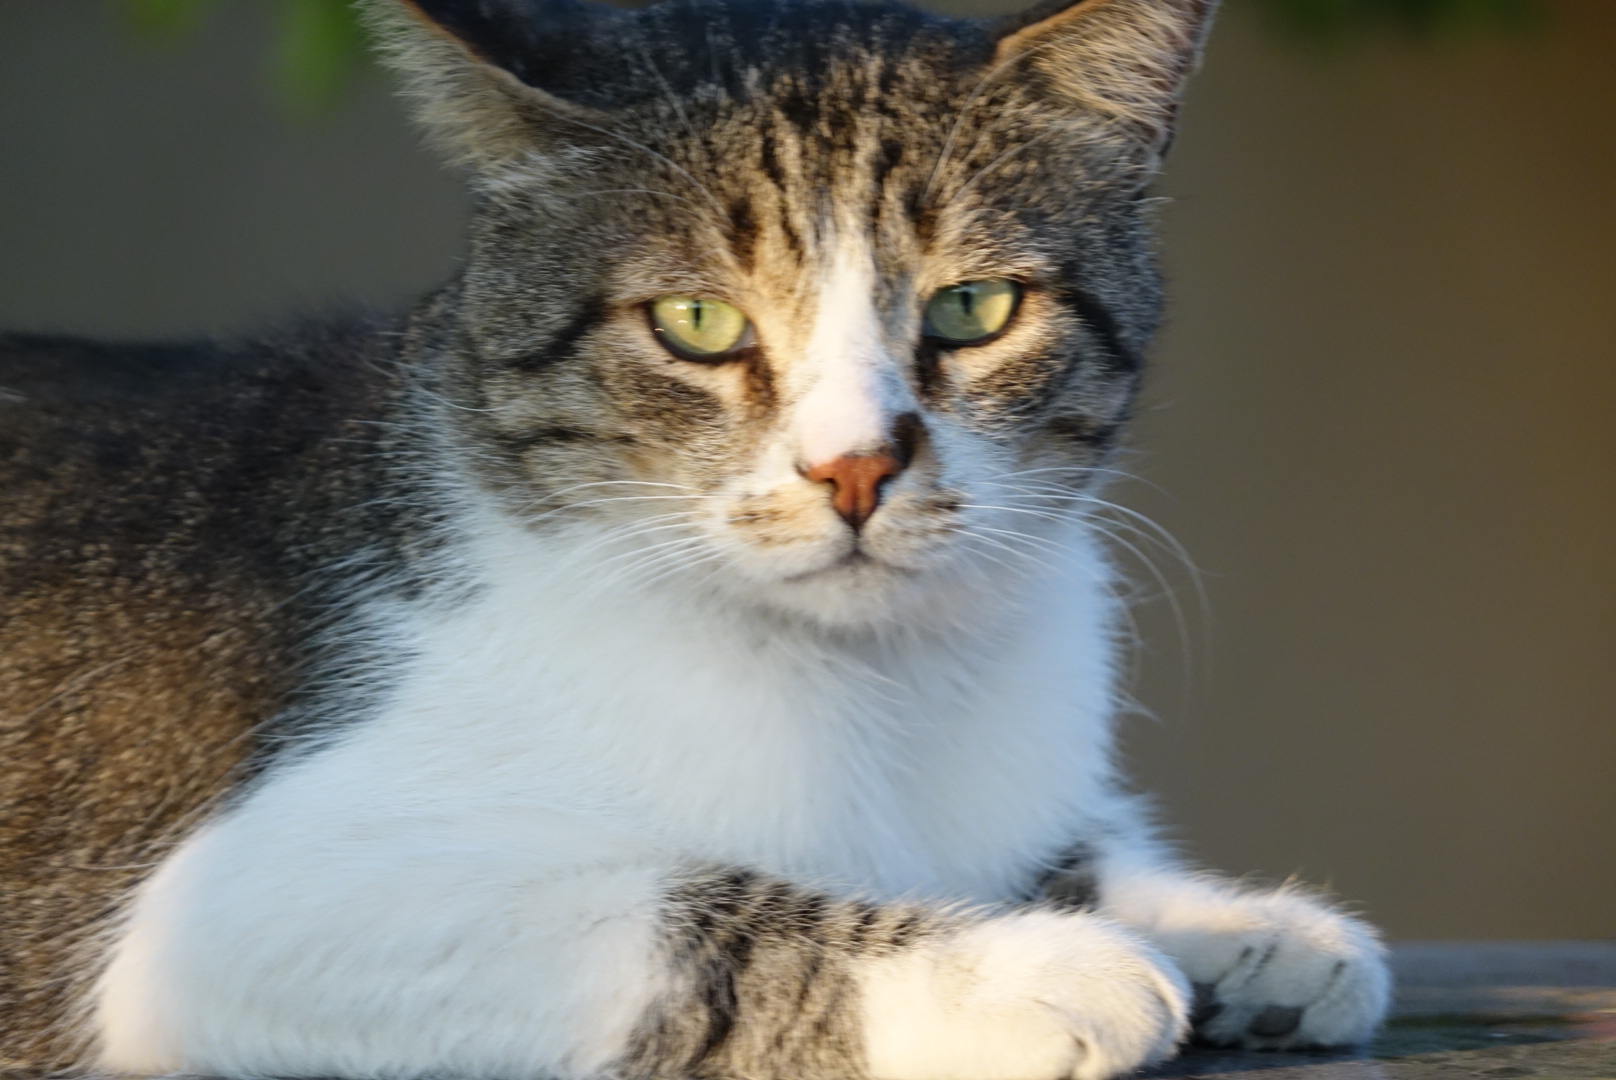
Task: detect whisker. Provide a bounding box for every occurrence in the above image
[574,515,700,549]
[956,502,1077,526]
[579,538,711,598]
[954,534,1034,579]
[625,549,729,595]
[542,479,701,499]
[1073,515,1196,690]
[526,493,719,526]
[551,188,703,208]
[966,523,1072,560]
[976,481,1204,591]
[979,466,1209,693]
[957,527,1061,577]
[595,541,723,598]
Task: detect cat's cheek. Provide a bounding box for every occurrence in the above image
[719,486,847,555]
[859,494,966,559]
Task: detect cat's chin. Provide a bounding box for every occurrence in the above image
[778,549,894,586]
[726,550,1017,633]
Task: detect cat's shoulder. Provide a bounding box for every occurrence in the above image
[0,314,415,592]
[0,315,409,482]
[0,331,235,407]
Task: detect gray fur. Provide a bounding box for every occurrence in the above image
[0,0,1215,1069]
[628,868,945,1080]
[1035,842,1103,910]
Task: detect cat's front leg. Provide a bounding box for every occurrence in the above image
[98,818,1187,1080]
[533,868,1191,1080]
[1063,853,1391,1050]
[639,870,1189,1080]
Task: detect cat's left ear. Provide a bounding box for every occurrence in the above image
[360,0,630,168]
[991,0,1218,171]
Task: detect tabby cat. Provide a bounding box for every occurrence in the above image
[0,0,1390,1075]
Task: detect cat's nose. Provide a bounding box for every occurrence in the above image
[804,451,906,532]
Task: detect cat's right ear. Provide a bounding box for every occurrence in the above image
[990,0,1218,173]
[360,0,630,169]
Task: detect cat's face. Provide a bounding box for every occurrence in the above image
[375,0,1214,627]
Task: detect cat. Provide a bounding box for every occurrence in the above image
[0,0,1392,1076]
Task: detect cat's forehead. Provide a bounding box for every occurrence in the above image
[404,0,1215,298]
[471,0,989,109]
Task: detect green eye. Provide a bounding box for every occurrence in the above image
[923,279,1021,344]
[650,296,752,359]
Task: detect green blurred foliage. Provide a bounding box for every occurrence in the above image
[112,0,1549,115]
[271,0,372,111]
[114,0,370,113]
[115,0,217,34]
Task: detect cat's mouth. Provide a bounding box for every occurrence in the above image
[780,547,902,584]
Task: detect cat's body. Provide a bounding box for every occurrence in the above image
[0,0,1391,1076]
[0,323,418,1066]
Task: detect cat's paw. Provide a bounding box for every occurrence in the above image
[1157,890,1390,1050]
[857,909,1189,1080]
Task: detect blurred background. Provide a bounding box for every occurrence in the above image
[0,0,1610,940]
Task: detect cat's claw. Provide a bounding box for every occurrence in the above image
[859,910,1190,1080]
[1162,893,1390,1050]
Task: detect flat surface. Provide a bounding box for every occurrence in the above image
[1152,1012,1616,1079]
[1147,943,1616,1079]
[1391,943,1616,991]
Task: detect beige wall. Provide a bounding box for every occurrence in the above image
[0,2,465,337]
[1124,0,1616,938]
[1,0,1611,937]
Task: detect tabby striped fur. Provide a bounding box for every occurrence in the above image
[0,0,1391,1075]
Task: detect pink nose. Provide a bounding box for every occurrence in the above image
[805,452,906,531]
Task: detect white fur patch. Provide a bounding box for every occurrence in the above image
[858,910,1189,1080]
[791,234,916,468]
[97,809,671,1078]
[93,506,1127,1076]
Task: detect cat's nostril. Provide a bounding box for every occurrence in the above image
[805,451,906,532]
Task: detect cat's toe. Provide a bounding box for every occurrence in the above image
[1246,1004,1303,1039]
[1163,893,1390,1050]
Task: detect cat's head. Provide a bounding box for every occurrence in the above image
[369,0,1215,629]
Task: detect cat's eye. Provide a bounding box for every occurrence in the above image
[649,296,753,360]
[923,279,1021,345]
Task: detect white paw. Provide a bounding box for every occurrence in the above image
[1154,890,1390,1049]
[857,909,1190,1080]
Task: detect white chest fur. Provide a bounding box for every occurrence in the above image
[93,517,1128,1074]
[306,516,1124,902]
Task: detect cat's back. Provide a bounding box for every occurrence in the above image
[0,320,410,653]
[0,320,408,1069]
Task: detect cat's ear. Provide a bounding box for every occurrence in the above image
[360,0,630,168]
[991,0,1217,170]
